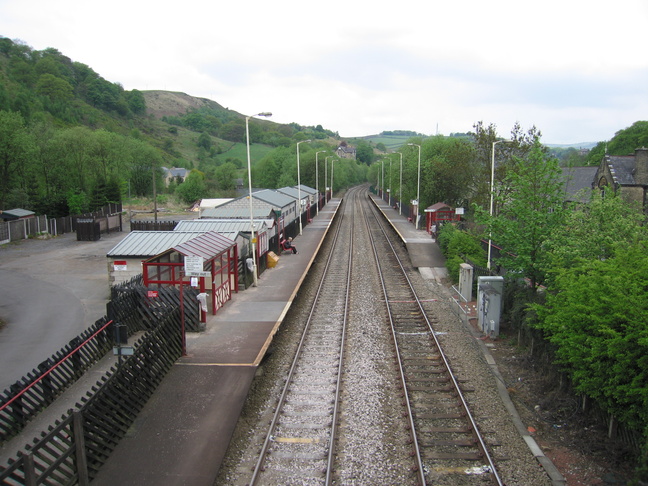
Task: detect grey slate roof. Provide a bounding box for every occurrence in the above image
[200,205,274,219]
[295,184,317,196]
[0,208,35,220]
[606,155,636,185]
[561,166,597,202]
[175,219,270,234]
[107,231,208,258]
[277,187,309,201]
[252,189,294,208]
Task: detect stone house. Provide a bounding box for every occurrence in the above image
[594,147,648,210]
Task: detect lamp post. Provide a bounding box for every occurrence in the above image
[381,158,385,200]
[325,156,333,202]
[331,157,336,197]
[408,143,421,229]
[315,150,326,215]
[487,139,513,271]
[245,111,272,287]
[396,152,403,215]
[296,139,311,235]
[388,156,392,206]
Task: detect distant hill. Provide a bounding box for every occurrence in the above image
[142,90,227,119]
[546,142,598,149]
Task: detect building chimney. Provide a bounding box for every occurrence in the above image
[634,148,648,185]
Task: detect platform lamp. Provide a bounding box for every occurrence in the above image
[296,139,311,235]
[245,111,272,287]
[315,150,327,215]
[487,139,513,271]
[325,156,334,202]
[394,152,403,215]
[407,143,421,229]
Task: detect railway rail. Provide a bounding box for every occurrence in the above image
[363,192,504,485]
[237,186,519,485]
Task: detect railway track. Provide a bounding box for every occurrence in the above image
[245,186,505,485]
[248,190,353,485]
[363,193,504,485]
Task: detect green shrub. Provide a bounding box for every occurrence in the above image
[437,224,486,282]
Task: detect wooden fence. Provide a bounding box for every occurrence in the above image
[129,220,178,231]
[0,307,183,485]
[0,277,198,446]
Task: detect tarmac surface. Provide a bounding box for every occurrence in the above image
[0,194,450,484]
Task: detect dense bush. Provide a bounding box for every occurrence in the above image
[437,224,486,282]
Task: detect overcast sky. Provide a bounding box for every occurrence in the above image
[1,0,647,145]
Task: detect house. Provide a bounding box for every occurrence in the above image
[161,167,188,186]
[594,147,648,210]
[560,166,598,203]
[336,143,356,160]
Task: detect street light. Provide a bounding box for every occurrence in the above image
[296,139,311,235]
[388,156,392,206]
[487,139,514,271]
[408,143,421,229]
[395,152,403,215]
[245,111,272,287]
[330,157,337,197]
[325,156,334,202]
[315,150,327,215]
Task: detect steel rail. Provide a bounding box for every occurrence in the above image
[249,196,352,485]
[365,196,504,486]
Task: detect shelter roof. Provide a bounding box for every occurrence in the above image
[171,231,236,260]
[175,219,271,234]
[252,189,294,208]
[295,184,317,195]
[107,231,207,258]
[0,208,35,220]
[424,202,452,212]
[277,187,309,200]
[200,205,275,219]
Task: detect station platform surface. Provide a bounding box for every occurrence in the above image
[91,199,341,486]
[369,193,447,280]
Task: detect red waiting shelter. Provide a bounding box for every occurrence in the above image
[142,231,239,316]
[424,202,461,234]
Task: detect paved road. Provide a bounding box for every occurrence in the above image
[0,231,127,391]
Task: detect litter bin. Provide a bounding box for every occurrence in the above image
[267,251,279,268]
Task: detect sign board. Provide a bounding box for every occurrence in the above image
[147,290,159,298]
[186,271,210,277]
[113,346,134,356]
[184,256,204,274]
[114,260,127,271]
[455,207,465,215]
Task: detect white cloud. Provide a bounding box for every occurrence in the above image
[1,0,647,144]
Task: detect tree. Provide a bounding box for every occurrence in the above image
[544,192,647,285]
[213,162,237,191]
[0,110,37,209]
[175,170,207,204]
[355,140,374,165]
[533,242,648,433]
[475,138,566,289]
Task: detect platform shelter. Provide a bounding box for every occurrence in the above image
[142,231,238,317]
[424,202,461,235]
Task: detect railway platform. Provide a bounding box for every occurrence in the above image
[369,193,448,282]
[92,199,341,486]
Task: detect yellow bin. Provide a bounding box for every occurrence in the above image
[267,251,279,268]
